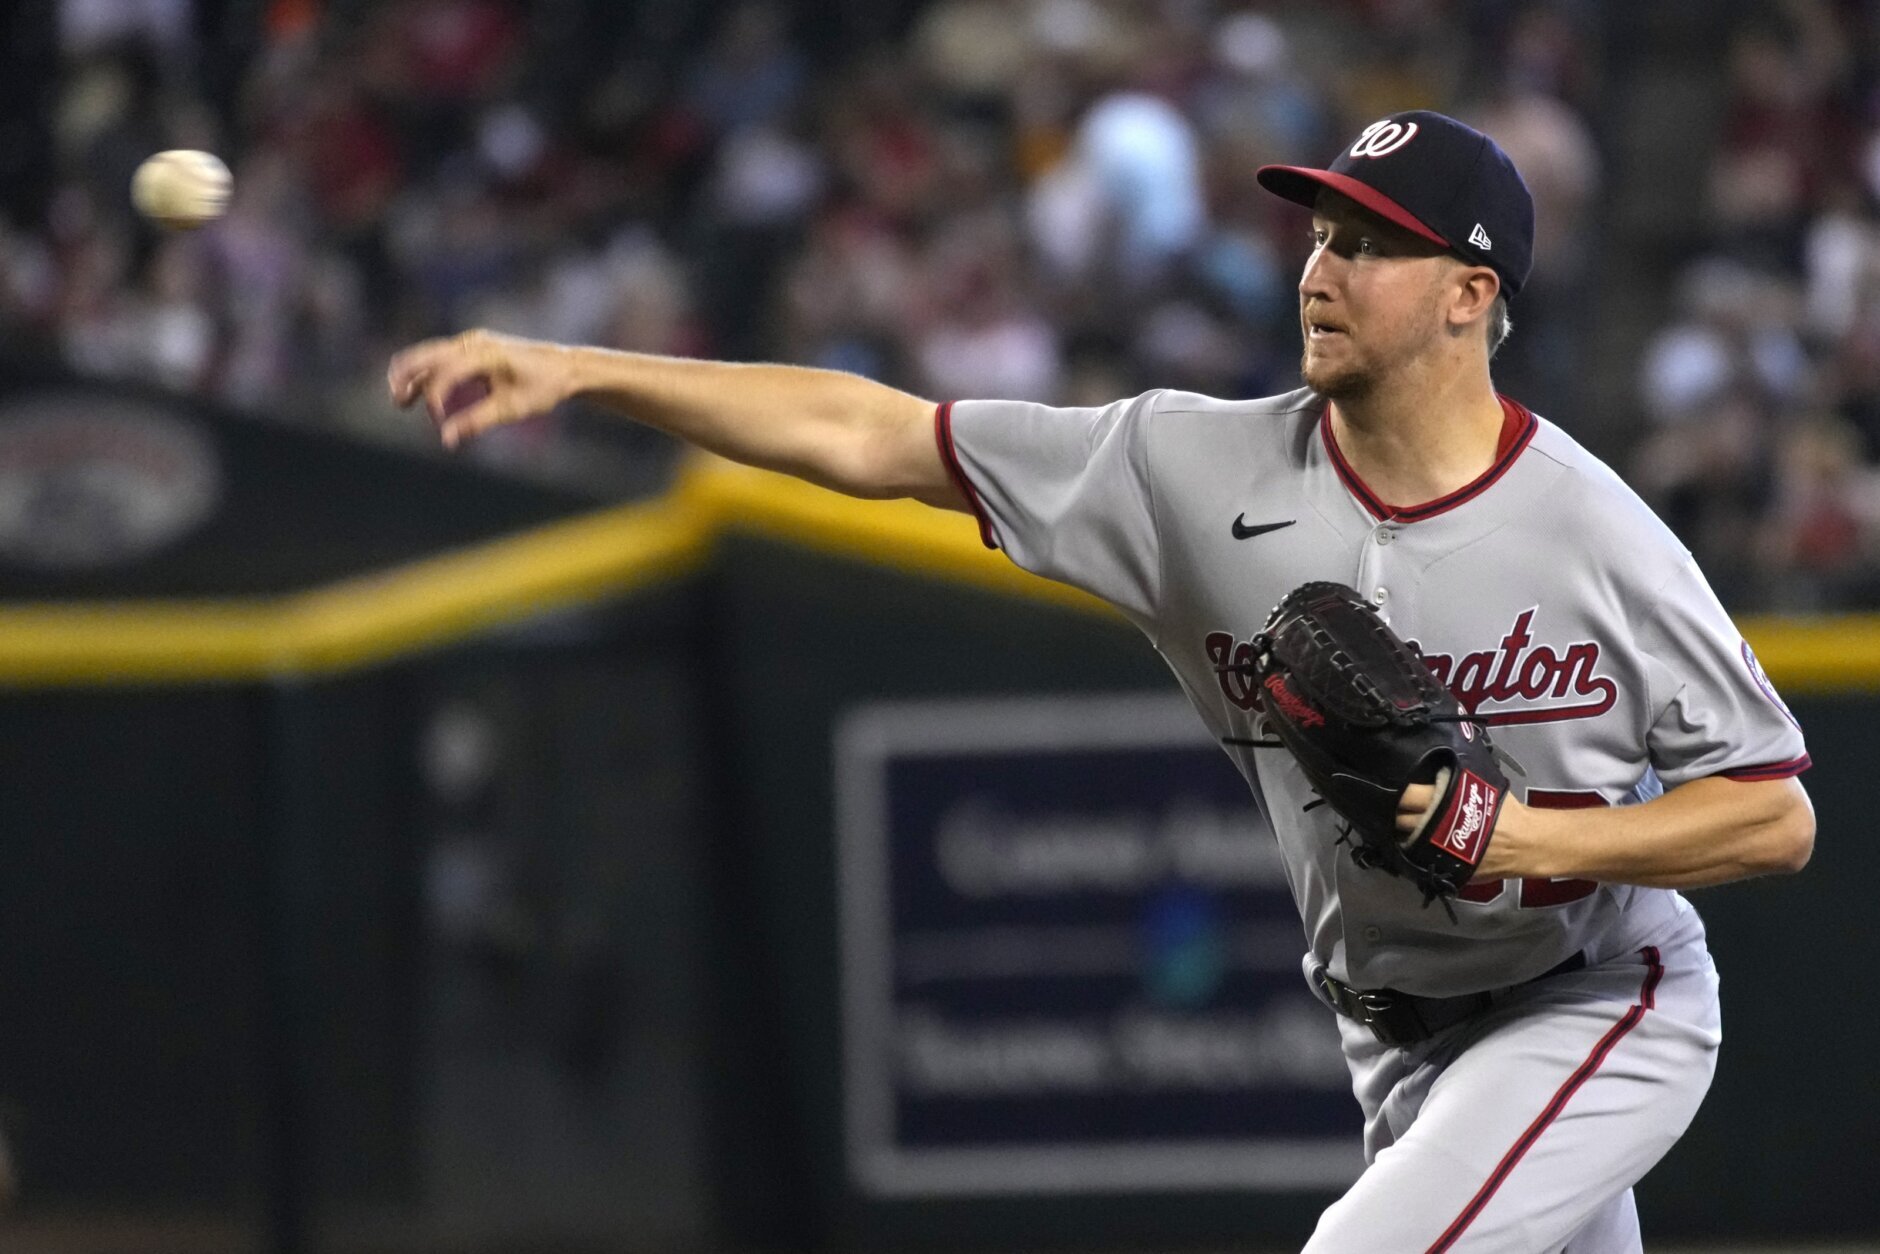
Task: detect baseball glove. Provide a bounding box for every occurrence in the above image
[1225,581,1510,914]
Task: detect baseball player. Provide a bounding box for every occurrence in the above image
[389,110,1815,1252]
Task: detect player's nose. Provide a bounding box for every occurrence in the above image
[1299,244,1341,304]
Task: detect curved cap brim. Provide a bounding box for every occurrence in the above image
[1256,165,1451,249]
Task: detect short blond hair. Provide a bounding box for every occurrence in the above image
[1487,294,1512,359]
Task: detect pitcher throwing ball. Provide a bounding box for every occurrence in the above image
[390,111,1814,1252]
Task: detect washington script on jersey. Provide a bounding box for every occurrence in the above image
[1204,606,1618,726]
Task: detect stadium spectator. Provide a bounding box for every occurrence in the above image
[1627,0,1880,609]
[50,0,1880,614]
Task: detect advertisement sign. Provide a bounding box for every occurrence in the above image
[836,693,1363,1197]
[0,392,222,570]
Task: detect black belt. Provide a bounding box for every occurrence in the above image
[1318,952,1588,1047]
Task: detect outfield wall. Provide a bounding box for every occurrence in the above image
[1,451,1874,1250]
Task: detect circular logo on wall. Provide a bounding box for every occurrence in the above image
[0,392,223,569]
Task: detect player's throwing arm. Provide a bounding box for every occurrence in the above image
[387,330,963,508]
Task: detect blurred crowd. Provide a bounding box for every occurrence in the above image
[22,0,1880,612]
[1635,0,1880,610]
[0,0,1602,496]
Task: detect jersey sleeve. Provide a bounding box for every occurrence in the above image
[1635,553,1810,788]
[939,391,1163,628]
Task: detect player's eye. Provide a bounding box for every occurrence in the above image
[1358,237,1376,255]
[1312,228,1328,247]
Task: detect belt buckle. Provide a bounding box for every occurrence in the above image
[1358,989,1425,1046]
[1357,990,1396,1015]
[1320,973,1418,1046]
[1356,990,1397,1042]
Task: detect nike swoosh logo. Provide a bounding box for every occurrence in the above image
[1232,515,1297,540]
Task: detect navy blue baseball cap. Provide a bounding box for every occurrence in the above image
[1257,110,1534,298]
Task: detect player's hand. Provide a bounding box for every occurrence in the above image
[1398,783,1524,880]
[387,329,576,449]
[1395,783,1437,835]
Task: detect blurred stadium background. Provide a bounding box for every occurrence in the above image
[0,0,1877,1251]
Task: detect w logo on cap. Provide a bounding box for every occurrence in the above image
[1349,119,1420,159]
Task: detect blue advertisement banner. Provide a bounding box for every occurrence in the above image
[835,694,1363,1197]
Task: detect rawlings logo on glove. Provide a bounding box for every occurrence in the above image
[1262,674,1326,727]
[1221,581,1512,917]
[1429,768,1500,864]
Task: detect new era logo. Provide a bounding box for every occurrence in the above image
[1468,223,1492,250]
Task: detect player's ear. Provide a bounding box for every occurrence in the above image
[1447,265,1501,337]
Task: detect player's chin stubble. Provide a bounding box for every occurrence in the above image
[1301,346,1373,400]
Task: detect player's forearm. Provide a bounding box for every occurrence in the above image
[557,347,937,498]
[1489,775,1814,889]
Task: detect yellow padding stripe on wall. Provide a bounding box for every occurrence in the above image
[674,458,1110,617]
[0,453,1872,689]
[1734,614,1880,694]
[0,493,710,684]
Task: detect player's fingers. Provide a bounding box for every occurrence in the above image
[387,338,457,407]
[437,392,512,449]
[1396,784,1436,832]
[391,330,501,411]
[417,357,501,429]
[420,371,469,426]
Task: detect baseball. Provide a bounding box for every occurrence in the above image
[130,150,232,229]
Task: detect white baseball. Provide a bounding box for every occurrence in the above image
[130,150,232,229]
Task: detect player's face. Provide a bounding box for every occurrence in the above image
[1298,192,1455,399]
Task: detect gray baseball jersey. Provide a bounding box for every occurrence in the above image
[938,385,1808,1249]
[938,385,1809,996]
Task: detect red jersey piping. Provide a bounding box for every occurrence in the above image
[1322,396,1539,523]
[934,401,997,549]
[1718,754,1812,781]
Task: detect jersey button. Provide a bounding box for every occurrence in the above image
[1374,526,1394,545]
[1363,926,1383,943]
[1372,587,1389,606]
